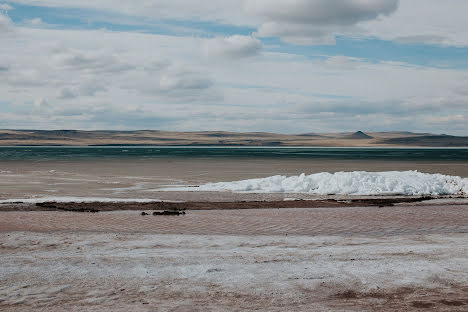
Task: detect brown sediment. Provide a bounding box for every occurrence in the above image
[2,158,468,202]
[1,204,466,236]
[1,201,467,311]
[0,196,437,212]
[332,287,468,311]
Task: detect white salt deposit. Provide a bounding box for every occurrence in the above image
[1,232,467,310]
[166,171,468,196]
[0,197,164,203]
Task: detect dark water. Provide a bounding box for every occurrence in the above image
[0,146,468,161]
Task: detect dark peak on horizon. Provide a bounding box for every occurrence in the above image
[344,131,374,140]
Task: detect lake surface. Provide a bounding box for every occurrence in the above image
[1,146,468,161]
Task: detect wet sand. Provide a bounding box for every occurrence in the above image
[1,158,468,311]
[1,205,468,311]
[1,158,468,200]
[1,204,467,236]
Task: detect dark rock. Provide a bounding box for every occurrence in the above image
[36,202,57,208]
[57,207,99,213]
[153,210,185,216]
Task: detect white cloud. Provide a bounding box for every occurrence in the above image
[52,50,135,74]
[324,56,362,70]
[7,0,468,48]
[0,11,12,33]
[121,63,215,101]
[245,0,398,25]
[7,0,254,26]
[158,70,212,91]
[33,98,51,115]
[22,17,49,28]
[202,35,262,59]
[425,114,465,125]
[454,85,468,96]
[1,27,220,125]
[0,3,13,12]
[0,8,468,134]
[58,81,106,100]
[28,17,43,25]
[394,35,447,45]
[245,0,399,45]
[361,0,468,46]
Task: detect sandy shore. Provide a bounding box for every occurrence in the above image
[1,204,467,235]
[1,204,467,311]
[1,158,468,201]
[1,158,467,310]
[1,232,467,311]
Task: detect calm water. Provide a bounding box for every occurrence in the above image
[0,146,468,161]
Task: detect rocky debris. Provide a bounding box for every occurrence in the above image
[35,202,98,213]
[348,196,433,206]
[36,202,57,209]
[153,210,186,216]
[1,196,440,213]
[56,207,99,213]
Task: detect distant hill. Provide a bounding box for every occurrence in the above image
[378,135,468,147]
[0,130,466,147]
[343,131,374,140]
[297,133,326,138]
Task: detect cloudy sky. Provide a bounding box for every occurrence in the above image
[1,0,467,134]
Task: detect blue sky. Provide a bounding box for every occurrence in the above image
[6,2,468,69]
[7,2,257,37]
[1,0,467,134]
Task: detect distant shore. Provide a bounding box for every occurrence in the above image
[1,129,468,147]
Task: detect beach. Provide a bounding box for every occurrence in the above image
[1,148,468,311]
[1,207,467,311]
[1,156,468,201]
[3,0,468,309]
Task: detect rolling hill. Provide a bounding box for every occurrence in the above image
[0,130,466,147]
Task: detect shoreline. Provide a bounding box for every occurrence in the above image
[1,196,466,212]
[2,196,467,311]
[2,201,467,236]
[2,159,468,202]
[1,130,468,147]
[2,145,468,148]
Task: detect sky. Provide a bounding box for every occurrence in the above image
[0,0,467,135]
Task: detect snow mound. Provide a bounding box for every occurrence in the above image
[185,171,468,196]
